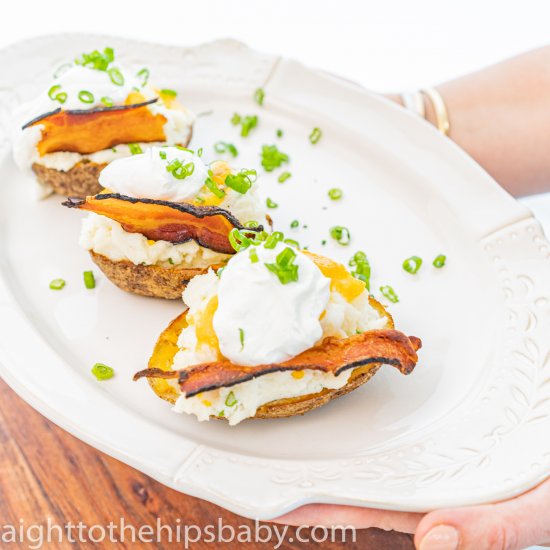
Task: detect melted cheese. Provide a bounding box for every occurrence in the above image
[305,251,366,302]
[125,91,147,105]
[194,296,220,355]
[191,160,235,207]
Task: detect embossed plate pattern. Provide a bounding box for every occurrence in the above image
[0,35,549,519]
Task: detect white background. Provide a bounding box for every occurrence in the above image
[1,0,549,92]
[1,1,549,545]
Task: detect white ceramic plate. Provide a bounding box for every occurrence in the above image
[1,35,549,520]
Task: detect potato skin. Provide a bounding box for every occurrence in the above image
[33,161,106,197]
[146,298,393,420]
[90,251,215,300]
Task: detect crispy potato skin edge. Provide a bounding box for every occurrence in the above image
[90,251,216,300]
[33,161,106,197]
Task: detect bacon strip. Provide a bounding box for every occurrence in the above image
[134,328,422,398]
[25,99,168,156]
[63,193,263,254]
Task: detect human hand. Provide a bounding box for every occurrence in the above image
[274,477,550,549]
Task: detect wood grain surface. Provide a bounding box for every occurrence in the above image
[0,379,414,549]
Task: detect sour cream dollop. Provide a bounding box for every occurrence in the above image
[99,146,209,201]
[48,65,140,111]
[15,65,143,124]
[213,243,331,366]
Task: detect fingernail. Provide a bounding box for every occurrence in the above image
[419,525,459,550]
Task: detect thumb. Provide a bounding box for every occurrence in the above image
[414,478,550,550]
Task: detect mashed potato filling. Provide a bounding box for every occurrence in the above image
[80,213,230,268]
[28,141,175,173]
[172,269,388,425]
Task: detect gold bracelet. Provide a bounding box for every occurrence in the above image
[421,88,450,136]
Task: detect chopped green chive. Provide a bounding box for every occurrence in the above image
[231,113,258,137]
[175,146,194,153]
[83,270,96,289]
[100,96,114,107]
[321,239,327,245]
[309,127,322,144]
[261,144,289,172]
[229,228,253,252]
[225,170,255,194]
[265,246,299,284]
[75,47,114,71]
[49,278,66,291]
[204,175,225,198]
[103,46,115,63]
[277,247,295,265]
[136,67,150,87]
[349,251,371,290]
[228,227,270,252]
[330,226,351,246]
[107,67,124,86]
[239,328,245,350]
[168,257,174,265]
[433,254,447,268]
[214,141,239,157]
[48,84,61,100]
[78,90,94,104]
[266,197,278,209]
[225,391,237,407]
[159,150,167,160]
[166,159,195,179]
[249,247,259,263]
[380,285,399,303]
[264,231,284,250]
[111,147,117,153]
[254,87,265,106]
[91,363,114,381]
[128,143,143,155]
[276,128,284,138]
[290,220,299,228]
[241,115,258,137]
[403,256,423,274]
[284,238,300,249]
[161,88,177,97]
[328,188,343,200]
[48,85,67,104]
[256,231,269,243]
[197,147,203,157]
[55,92,68,104]
[278,171,292,183]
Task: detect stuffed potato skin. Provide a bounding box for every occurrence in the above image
[143,297,398,420]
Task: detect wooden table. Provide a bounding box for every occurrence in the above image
[0,379,414,549]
